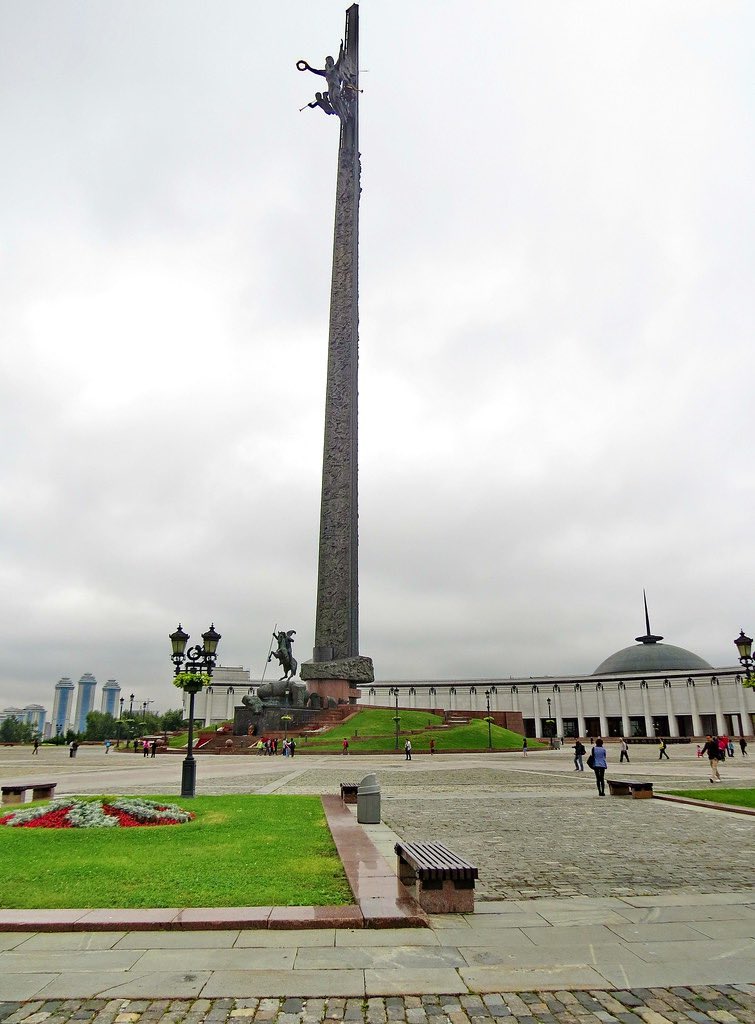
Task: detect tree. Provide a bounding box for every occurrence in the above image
[0,718,34,744]
[160,709,186,730]
[85,711,118,741]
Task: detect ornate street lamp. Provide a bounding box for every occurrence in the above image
[117,696,124,748]
[389,686,400,751]
[169,622,221,797]
[734,630,754,679]
[484,689,492,750]
[545,696,556,744]
[129,693,135,715]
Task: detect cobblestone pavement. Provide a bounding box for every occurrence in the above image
[1,747,753,901]
[1,988,754,1024]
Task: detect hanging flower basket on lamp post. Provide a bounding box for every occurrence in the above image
[173,673,206,694]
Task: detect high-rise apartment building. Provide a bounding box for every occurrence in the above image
[52,678,75,735]
[100,679,121,717]
[74,673,97,733]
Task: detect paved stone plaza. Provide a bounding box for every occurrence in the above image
[0,745,753,1002]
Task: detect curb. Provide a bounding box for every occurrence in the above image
[0,794,427,933]
[654,793,755,816]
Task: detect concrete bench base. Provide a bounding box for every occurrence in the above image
[608,779,653,799]
[1,782,57,805]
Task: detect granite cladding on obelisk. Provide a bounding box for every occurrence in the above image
[303,5,373,685]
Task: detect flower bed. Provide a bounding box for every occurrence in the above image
[0,797,194,829]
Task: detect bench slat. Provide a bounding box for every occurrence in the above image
[395,841,478,881]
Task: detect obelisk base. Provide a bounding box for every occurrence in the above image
[301,654,373,705]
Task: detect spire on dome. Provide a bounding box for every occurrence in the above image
[635,589,664,644]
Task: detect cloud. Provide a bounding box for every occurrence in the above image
[1,1,753,713]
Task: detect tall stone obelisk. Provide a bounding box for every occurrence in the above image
[298,4,374,701]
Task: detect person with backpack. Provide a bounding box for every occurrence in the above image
[573,739,586,771]
[404,739,412,761]
[658,738,670,760]
[589,738,607,796]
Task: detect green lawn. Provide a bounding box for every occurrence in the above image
[665,787,755,809]
[0,795,352,909]
[302,709,539,752]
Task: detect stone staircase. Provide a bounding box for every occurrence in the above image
[195,704,358,754]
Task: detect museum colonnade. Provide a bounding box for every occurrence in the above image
[363,671,755,740]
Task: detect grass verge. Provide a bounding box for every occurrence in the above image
[665,787,755,809]
[0,794,352,909]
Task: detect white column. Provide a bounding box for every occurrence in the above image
[711,679,726,735]
[574,685,586,738]
[736,677,754,736]
[687,679,703,736]
[596,684,608,738]
[618,683,631,737]
[641,682,655,737]
[532,687,542,738]
[226,688,235,721]
[553,686,564,738]
[663,680,679,737]
[203,689,213,727]
[511,686,520,713]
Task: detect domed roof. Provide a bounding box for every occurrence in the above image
[593,591,713,675]
[594,642,713,675]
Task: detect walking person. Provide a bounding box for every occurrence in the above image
[429,738,435,756]
[404,739,412,761]
[701,735,722,783]
[522,737,528,758]
[289,737,296,758]
[658,738,670,760]
[740,737,748,756]
[150,738,157,758]
[32,738,39,754]
[573,739,585,771]
[342,738,349,755]
[142,740,150,758]
[619,737,630,763]
[590,738,607,795]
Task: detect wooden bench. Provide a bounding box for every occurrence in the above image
[607,779,653,799]
[340,782,358,805]
[394,841,478,913]
[1,781,57,805]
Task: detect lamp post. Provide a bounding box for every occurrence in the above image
[389,686,400,751]
[129,693,134,716]
[117,697,124,748]
[734,630,754,679]
[545,696,555,746]
[484,689,492,750]
[170,622,221,798]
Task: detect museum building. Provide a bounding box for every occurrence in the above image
[363,628,755,740]
[189,625,754,740]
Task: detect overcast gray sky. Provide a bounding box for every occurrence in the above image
[2,1,754,713]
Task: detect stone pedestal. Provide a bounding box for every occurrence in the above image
[233,705,322,737]
[300,654,372,706]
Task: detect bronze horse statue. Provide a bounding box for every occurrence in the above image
[268,629,297,681]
